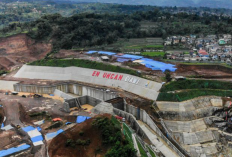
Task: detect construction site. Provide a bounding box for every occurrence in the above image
[0,60,231,157]
[1,35,232,157]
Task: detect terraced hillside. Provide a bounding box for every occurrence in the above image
[157,97,230,156]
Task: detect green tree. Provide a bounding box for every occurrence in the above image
[165,71,172,82]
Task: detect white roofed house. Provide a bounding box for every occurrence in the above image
[207,45,220,54]
[101,56,109,61]
[181,37,186,43]
[223,34,232,39]
[164,40,172,46]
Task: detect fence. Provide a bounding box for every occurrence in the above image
[113,108,188,157]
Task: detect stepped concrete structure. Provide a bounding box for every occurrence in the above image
[157,97,224,157]
[157,96,223,121]
[14,65,162,100]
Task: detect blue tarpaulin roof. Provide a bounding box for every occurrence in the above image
[1,123,4,128]
[87,51,116,56]
[45,129,64,141]
[36,127,42,132]
[0,144,30,157]
[118,54,143,60]
[76,116,91,123]
[140,58,177,72]
[116,58,132,62]
[116,54,176,72]
[22,126,44,146]
[22,126,35,132]
[116,54,143,62]
[65,122,72,125]
[31,135,43,143]
[87,50,177,72]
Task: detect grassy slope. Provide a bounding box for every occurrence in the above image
[141,51,165,57]
[29,59,140,76]
[158,79,232,101]
[136,139,148,157]
[161,80,232,92]
[147,146,156,157]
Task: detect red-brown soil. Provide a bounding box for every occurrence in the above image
[49,114,112,157]
[175,64,232,78]
[18,103,32,125]
[54,49,82,58]
[0,34,52,70]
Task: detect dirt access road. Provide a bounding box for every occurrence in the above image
[0,93,64,127]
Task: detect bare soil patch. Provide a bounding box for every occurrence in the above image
[175,64,232,78]
[0,34,52,71]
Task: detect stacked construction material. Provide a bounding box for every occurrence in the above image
[22,126,44,146]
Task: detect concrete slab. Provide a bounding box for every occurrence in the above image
[164,119,207,133]
[157,96,221,113]
[0,80,18,91]
[188,143,218,157]
[210,99,223,107]
[182,130,214,145]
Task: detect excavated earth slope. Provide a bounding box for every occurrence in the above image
[0,34,52,71]
[175,64,232,78]
[49,114,112,157]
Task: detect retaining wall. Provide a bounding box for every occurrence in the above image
[54,89,75,99]
[63,95,102,112]
[114,108,187,157]
[14,83,117,101]
[113,108,148,140]
[123,103,189,156]
[106,97,124,110]
[157,96,223,121]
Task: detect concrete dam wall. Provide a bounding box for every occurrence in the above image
[14,65,162,100]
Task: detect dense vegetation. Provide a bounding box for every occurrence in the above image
[92,117,136,157]
[0,70,7,76]
[141,51,165,57]
[25,13,141,50]
[158,89,232,102]
[2,3,232,50]
[158,79,232,101]
[161,80,232,92]
[29,59,140,76]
